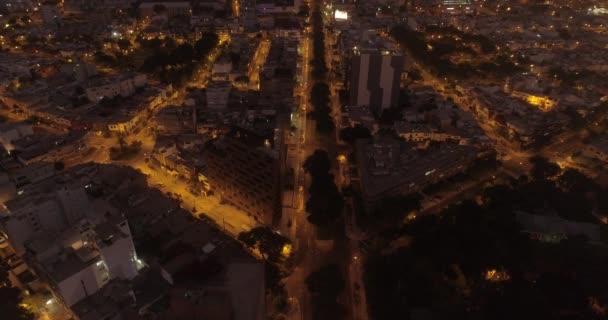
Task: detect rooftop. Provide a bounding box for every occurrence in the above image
[355,137,478,200]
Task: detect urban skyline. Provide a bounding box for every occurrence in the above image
[0,0,607,319]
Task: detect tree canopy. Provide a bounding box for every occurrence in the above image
[303,150,344,230]
[339,124,372,146]
[238,227,292,263]
[364,168,607,319]
[310,4,327,80]
[303,149,331,177]
[306,264,346,320]
[0,262,34,320]
[309,82,334,133]
[528,156,560,180]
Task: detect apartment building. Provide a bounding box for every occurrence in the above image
[584,138,608,163]
[86,73,147,102]
[347,33,404,112]
[355,137,478,208]
[206,81,232,110]
[139,1,192,18]
[255,0,301,14]
[26,217,139,307]
[201,131,280,226]
[0,164,140,308]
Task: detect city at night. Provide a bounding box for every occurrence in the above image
[0,0,607,319]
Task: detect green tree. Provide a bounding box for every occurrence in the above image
[117,39,131,51]
[194,32,219,59]
[0,262,34,320]
[306,264,345,297]
[53,161,65,171]
[153,4,167,14]
[303,150,344,229]
[238,227,291,263]
[557,168,596,194]
[303,149,331,177]
[374,193,421,227]
[298,4,309,17]
[339,124,372,146]
[309,82,334,133]
[306,173,344,226]
[172,43,195,64]
[306,264,346,320]
[528,156,560,180]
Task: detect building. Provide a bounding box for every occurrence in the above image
[240,0,258,31]
[348,37,404,112]
[41,2,62,25]
[0,164,141,308]
[59,60,97,83]
[26,218,139,307]
[394,122,467,145]
[104,85,168,134]
[201,131,280,226]
[442,0,471,6]
[0,0,33,12]
[212,57,233,82]
[206,81,231,110]
[584,138,608,163]
[516,211,603,245]
[255,0,301,14]
[85,73,147,102]
[355,137,478,207]
[0,122,33,151]
[139,1,192,18]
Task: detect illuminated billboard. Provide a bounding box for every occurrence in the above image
[334,9,348,20]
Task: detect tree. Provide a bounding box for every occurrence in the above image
[172,43,195,64]
[303,149,331,177]
[229,52,241,67]
[408,68,422,81]
[339,124,371,146]
[309,82,334,133]
[310,4,327,80]
[298,4,309,17]
[0,262,34,320]
[303,150,344,229]
[305,173,344,226]
[93,51,117,67]
[238,227,292,263]
[153,4,167,14]
[374,193,421,227]
[557,168,596,194]
[117,136,126,149]
[306,264,346,320]
[310,82,330,107]
[139,37,163,50]
[528,156,560,180]
[306,264,345,297]
[194,32,219,59]
[74,86,85,95]
[54,161,65,171]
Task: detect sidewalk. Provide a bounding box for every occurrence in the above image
[134,161,259,238]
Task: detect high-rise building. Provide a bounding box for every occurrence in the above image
[201,128,281,226]
[443,0,471,6]
[348,41,404,112]
[1,164,141,308]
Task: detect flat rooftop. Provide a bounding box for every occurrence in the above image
[355,137,478,200]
